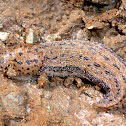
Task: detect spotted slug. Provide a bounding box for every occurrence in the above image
[0,40,126,108]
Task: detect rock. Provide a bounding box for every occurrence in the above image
[87,0,111,5]
[1,91,27,118]
[0,32,9,41]
[122,0,126,9]
[26,28,34,44]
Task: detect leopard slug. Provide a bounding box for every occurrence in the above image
[0,40,126,108]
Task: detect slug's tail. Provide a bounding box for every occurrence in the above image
[94,87,125,108]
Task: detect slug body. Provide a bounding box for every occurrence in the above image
[0,40,126,108]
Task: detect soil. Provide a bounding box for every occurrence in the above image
[0,0,126,126]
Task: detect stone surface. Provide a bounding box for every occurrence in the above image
[87,0,111,5]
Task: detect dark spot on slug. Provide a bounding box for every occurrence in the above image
[53,67,62,72]
[39,66,42,69]
[24,45,27,48]
[33,59,38,63]
[52,56,58,60]
[99,52,102,56]
[34,48,38,52]
[122,75,126,83]
[87,64,90,67]
[83,56,89,60]
[27,68,30,70]
[119,99,122,103]
[115,92,119,98]
[59,42,66,45]
[103,55,110,61]
[14,58,17,62]
[114,78,119,88]
[123,95,126,99]
[60,54,66,57]
[117,88,120,91]
[66,50,70,53]
[78,55,82,59]
[39,66,46,72]
[14,59,23,65]
[87,47,96,51]
[95,71,98,74]
[70,55,74,58]
[50,50,52,54]
[41,60,44,63]
[26,60,32,65]
[105,70,113,76]
[27,51,31,54]
[5,67,8,70]
[113,63,120,70]
[18,69,21,72]
[93,62,101,68]
[44,56,50,60]
[27,73,30,75]
[19,52,23,56]
[42,45,48,48]
[90,57,93,60]
[17,61,23,65]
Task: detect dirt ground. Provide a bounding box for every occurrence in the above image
[0,0,126,126]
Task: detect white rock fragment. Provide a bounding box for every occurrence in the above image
[0,25,3,29]
[0,32,10,41]
[87,25,94,29]
[26,28,34,44]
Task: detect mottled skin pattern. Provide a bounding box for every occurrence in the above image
[0,40,126,108]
